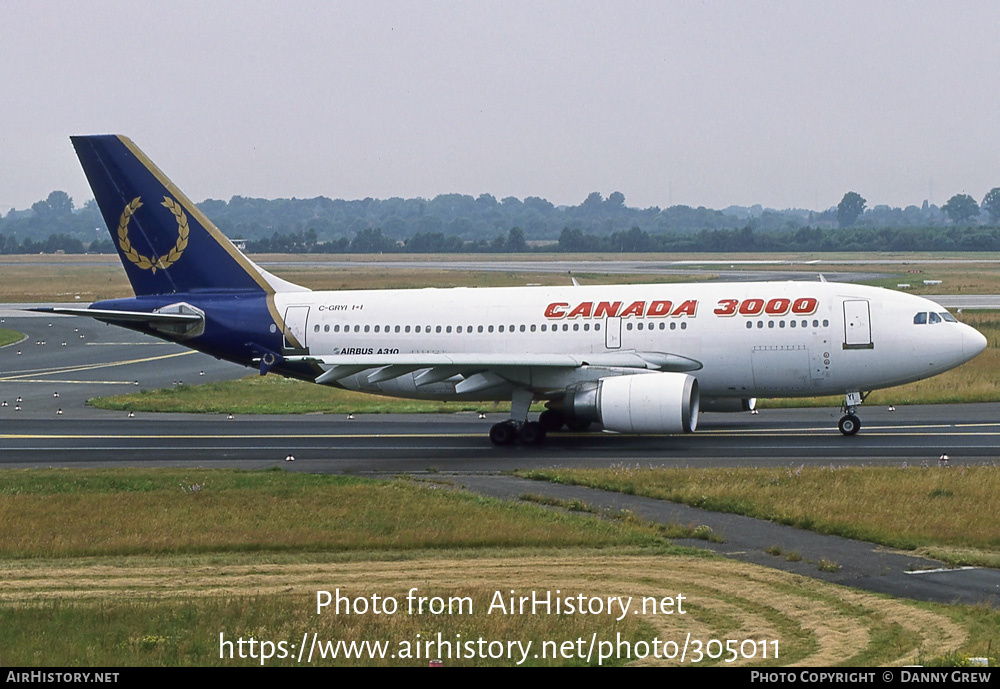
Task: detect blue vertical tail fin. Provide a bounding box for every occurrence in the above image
[72,135,300,297]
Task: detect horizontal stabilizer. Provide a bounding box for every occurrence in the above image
[29,306,203,324]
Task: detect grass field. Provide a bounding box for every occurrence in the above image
[520,465,1000,569]
[0,253,704,302]
[0,328,23,347]
[0,468,996,667]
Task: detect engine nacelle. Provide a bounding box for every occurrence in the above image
[701,397,757,413]
[568,372,699,434]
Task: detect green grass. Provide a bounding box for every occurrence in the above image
[519,464,1000,567]
[0,328,24,347]
[0,468,680,558]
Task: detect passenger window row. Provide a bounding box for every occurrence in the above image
[745,319,829,329]
[312,322,613,334]
[310,320,700,334]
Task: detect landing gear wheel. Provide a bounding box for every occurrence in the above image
[489,421,518,446]
[517,421,547,446]
[838,414,861,436]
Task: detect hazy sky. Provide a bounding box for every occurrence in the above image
[2,1,999,213]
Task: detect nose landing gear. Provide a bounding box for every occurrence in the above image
[838,391,867,436]
[838,413,861,436]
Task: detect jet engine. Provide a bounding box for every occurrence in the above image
[567,372,699,434]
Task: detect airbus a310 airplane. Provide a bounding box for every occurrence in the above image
[41,135,988,445]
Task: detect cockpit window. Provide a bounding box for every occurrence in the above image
[915,311,956,325]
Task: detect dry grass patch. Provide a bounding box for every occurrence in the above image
[0,554,972,666]
[8,251,1000,302]
[260,264,696,291]
[0,256,132,302]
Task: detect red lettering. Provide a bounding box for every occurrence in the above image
[545,302,568,318]
[765,298,791,315]
[672,300,698,317]
[620,301,645,318]
[594,301,622,318]
[739,298,764,316]
[712,296,819,318]
[714,299,738,316]
[792,297,818,315]
[648,300,673,317]
[567,302,593,319]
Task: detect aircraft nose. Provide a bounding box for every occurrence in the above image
[964,325,988,358]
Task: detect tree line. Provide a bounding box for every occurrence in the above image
[3,188,1000,255]
[238,223,1000,254]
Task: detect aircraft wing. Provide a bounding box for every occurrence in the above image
[284,351,702,388]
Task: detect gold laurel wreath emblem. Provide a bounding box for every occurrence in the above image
[116,196,189,273]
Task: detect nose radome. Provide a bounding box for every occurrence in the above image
[965,325,988,358]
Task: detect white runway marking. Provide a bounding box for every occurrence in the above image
[85,342,173,346]
[0,351,194,381]
[1,379,136,385]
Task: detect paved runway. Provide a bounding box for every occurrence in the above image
[5,408,1000,470]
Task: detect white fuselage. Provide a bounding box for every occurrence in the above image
[273,280,986,402]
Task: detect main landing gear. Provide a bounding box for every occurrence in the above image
[489,387,545,446]
[489,419,546,446]
[488,389,592,446]
[838,391,867,436]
